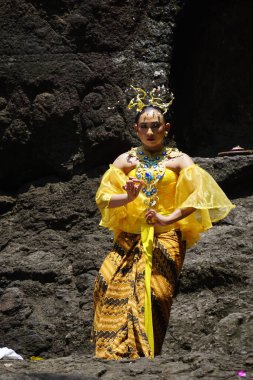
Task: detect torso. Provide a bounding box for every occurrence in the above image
[123,157,180,175]
[113,147,193,175]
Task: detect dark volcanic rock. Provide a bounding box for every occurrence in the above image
[0,353,252,379]
[0,0,253,378]
[2,0,252,189]
[0,373,97,380]
[0,157,252,379]
[0,0,179,189]
[0,172,104,357]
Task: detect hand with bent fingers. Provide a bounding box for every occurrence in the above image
[145,209,169,226]
[123,177,143,202]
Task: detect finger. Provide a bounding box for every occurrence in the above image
[145,215,155,223]
[129,177,142,183]
[128,178,137,184]
[126,182,134,190]
[145,210,155,218]
[129,177,143,184]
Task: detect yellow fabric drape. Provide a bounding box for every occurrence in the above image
[95,163,235,353]
[96,164,235,248]
[141,224,154,358]
[174,164,236,247]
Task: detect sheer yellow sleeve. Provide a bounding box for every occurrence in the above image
[175,164,236,248]
[95,165,128,237]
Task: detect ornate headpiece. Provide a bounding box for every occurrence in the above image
[127,85,174,114]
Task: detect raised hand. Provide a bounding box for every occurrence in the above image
[122,177,143,202]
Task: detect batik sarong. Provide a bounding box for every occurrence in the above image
[92,229,186,360]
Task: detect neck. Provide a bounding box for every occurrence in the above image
[141,143,165,154]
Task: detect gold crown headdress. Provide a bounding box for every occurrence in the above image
[127,85,174,114]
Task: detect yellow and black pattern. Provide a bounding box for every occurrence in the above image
[92,230,186,359]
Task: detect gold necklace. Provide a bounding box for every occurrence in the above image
[129,146,171,208]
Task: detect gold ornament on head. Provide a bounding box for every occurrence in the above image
[127,85,174,114]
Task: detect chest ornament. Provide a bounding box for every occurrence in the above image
[129,146,181,208]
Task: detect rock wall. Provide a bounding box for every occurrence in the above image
[1,0,253,190]
[0,0,180,190]
[0,0,253,377]
[0,157,253,370]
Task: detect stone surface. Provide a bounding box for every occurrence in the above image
[1,0,253,378]
[0,353,252,379]
[0,156,253,379]
[0,0,181,189]
[1,0,253,188]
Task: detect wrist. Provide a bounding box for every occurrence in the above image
[126,194,135,203]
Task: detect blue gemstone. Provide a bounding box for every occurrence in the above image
[145,172,153,182]
[142,188,146,193]
[139,151,144,155]
[137,174,141,179]
[146,191,151,196]
[162,151,166,156]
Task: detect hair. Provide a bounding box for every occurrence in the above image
[134,105,171,124]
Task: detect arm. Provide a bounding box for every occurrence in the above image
[108,178,143,208]
[145,207,196,226]
[107,153,143,208]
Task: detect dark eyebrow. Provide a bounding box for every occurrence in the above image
[139,121,160,126]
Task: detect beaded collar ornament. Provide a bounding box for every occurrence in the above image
[129,146,181,208]
[127,85,174,114]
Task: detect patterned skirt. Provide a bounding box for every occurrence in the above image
[92,229,186,359]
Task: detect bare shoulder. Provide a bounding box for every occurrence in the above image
[179,153,194,168]
[112,151,137,171]
[168,152,194,171]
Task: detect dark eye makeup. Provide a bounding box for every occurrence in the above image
[139,122,160,129]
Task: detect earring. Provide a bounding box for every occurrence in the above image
[165,131,168,137]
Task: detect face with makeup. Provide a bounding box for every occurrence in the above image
[134,107,170,152]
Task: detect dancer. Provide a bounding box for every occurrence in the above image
[92,87,235,359]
